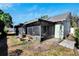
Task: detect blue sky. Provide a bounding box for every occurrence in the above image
[0,3,79,25]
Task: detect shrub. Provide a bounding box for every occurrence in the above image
[74,28,79,39]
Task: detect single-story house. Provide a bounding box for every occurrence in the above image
[14,23,25,36]
[7,27,15,35]
[24,19,55,41]
[24,13,72,42]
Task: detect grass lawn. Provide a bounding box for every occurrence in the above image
[7,36,79,56]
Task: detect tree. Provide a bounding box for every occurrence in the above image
[70,15,78,27]
[40,15,48,20]
[0,9,13,56]
[0,9,4,14]
[0,9,13,32]
[0,11,13,27]
[74,28,79,49]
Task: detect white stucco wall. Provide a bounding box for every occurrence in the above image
[70,28,75,36]
[55,24,60,38]
[55,24,64,40]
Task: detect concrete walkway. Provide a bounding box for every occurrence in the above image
[59,39,75,49]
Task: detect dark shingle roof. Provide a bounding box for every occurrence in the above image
[24,13,71,25]
[48,13,71,22]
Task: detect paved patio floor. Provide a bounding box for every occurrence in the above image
[59,39,75,49]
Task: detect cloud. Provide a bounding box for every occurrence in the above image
[0,3,14,10]
[27,5,48,18]
[27,5,38,12]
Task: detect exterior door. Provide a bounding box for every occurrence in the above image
[55,24,64,40]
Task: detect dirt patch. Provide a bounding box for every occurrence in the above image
[8,36,79,56]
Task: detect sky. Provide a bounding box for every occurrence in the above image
[0,3,79,25]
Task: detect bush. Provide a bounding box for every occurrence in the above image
[74,28,79,39]
[74,28,79,49]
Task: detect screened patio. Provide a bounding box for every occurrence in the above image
[24,19,55,41]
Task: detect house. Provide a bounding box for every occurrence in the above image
[7,27,15,35]
[48,13,71,39]
[24,19,55,41]
[24,13,72,42]
[14,23,25,38]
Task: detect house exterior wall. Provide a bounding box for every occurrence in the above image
[70,27,75,36]
[25,20,55,42]
[78,20,79,27]
[54,23,64,40]
[25,17,71,42]
[54,17,71,39]
[63,18,71,37]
